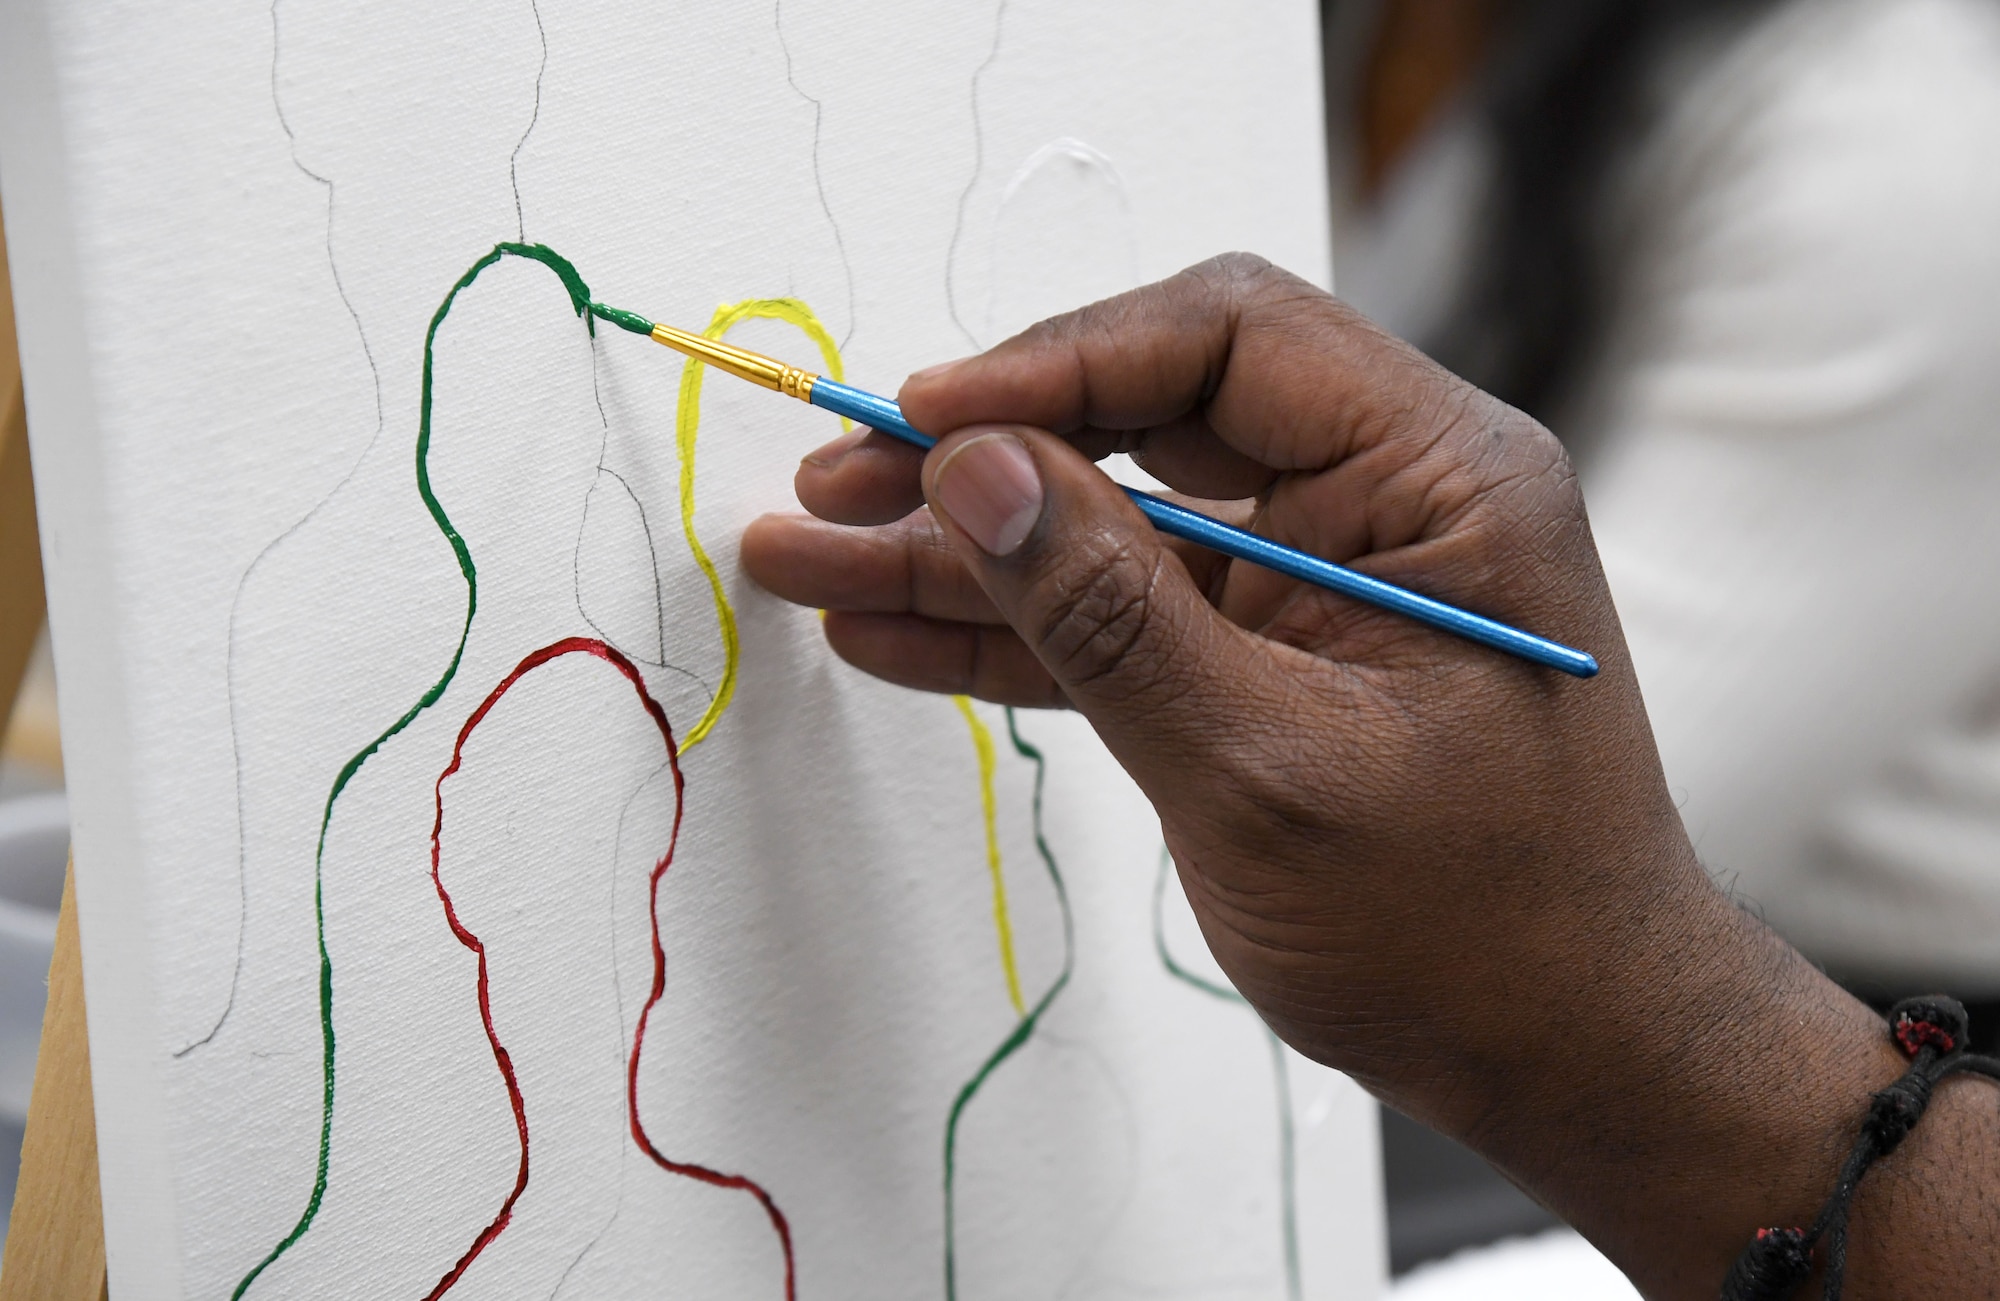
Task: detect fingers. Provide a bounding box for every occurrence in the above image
[897,252,1552,557]
[740,508,1005,624]
[1125,411,1280,501]
[819,612,1069,708]
[755,249,1597,740]
[793,426,928,526]
[741,494,1255,626]
[919,422,1298,786]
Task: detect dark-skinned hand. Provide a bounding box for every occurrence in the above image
[740,254,2000,1299]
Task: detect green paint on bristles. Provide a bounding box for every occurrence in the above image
[593,302,656,336]
[492,241,654,337]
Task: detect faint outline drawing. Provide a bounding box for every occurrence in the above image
[1152,846,1302,1301]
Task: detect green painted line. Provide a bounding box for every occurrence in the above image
[233,243,645,1298]
[941,710,1074,1301]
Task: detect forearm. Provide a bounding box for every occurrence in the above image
[1384,857,2000,1299]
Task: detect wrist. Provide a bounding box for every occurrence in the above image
[1309,814,1914,1297]
[1418,873,1904,1297]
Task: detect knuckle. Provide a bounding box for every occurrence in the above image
[1015,310,1071,355]
[1032,538,1173,697]
[1182,252,1296,322]
[1415,405,1594,599]
[1468,411,1584,526]
[906,509,970,599]
[966,630,1073,711]
[1410,394,1577,529]
[1197,250,1277,290]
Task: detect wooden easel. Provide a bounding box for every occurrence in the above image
[0,203,110,1299]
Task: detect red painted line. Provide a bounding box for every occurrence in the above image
[424,635,795,1299]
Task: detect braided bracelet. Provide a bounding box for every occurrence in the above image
[1721,996,2000,1300]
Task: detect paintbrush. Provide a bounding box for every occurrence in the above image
[631,317,1598,678]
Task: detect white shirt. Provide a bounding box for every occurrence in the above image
[1339,0,2000,989]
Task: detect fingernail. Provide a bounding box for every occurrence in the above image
[801,428,866,469]
[933,432,1043,557]
[908,356,971,383]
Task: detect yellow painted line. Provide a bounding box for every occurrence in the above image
[954,694,1024,1017]
[672,297,846,750]
[669,307,1029,1019]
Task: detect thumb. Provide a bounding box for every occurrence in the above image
[922,424,1279,769]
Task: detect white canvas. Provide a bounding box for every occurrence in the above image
[0,1,1384,1297]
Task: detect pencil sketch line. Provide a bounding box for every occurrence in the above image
[944,0,1009,350]
[1030,1019,1145,1301]
[175,0,392,1060]
[774,0,856,350]
[1267,1028,1301,1299]
[673,298,847,751]
[619,666,798,1301]
[570,336,713,694]
[423,636,684,1299]
[549,751,674,1301]
[573,338,658,664]
[231,243,617,1298]
[1151,846,1301,1301]
[548,1201,619,1301]
[510,0,548,242]
[610,759,674,1067]
[573,467,708,687]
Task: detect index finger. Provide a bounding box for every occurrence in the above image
[896,252,1509,495]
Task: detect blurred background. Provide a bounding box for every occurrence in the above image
[2,188,68,1261]
[1323,0,2000,1293]
[0,633,63,1255]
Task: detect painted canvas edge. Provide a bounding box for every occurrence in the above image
[0,1,187,1294]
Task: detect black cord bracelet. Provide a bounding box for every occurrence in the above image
[1720,996,2000,1301]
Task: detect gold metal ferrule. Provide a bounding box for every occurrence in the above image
[648,321,818,402]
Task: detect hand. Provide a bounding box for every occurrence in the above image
[740,255,1990,1297]
[745,251,1694,1077]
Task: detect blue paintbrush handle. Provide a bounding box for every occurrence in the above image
[808,377,1598,679]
